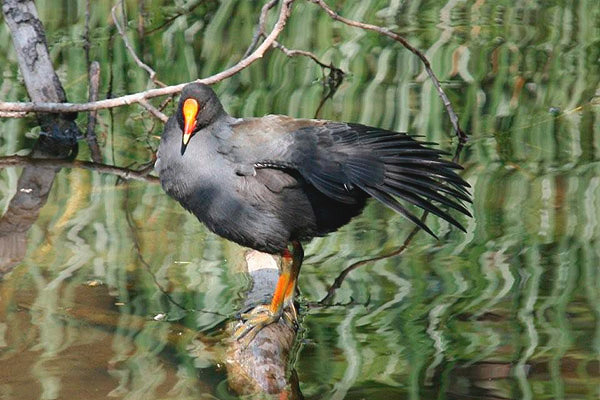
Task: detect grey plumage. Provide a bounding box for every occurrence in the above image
[156,83,471,253]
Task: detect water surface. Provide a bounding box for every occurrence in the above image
[0,1,599,399]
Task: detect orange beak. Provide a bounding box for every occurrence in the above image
[181,98,199,154]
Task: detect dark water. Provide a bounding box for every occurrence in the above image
[1,1,599,399]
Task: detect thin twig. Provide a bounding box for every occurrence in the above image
[145,0,209,35]
[313,63,345,118]
[139,99,168,122]
[308,0,467,143]
[158,96,174,112]
[319,212,428,305]
[111,0,166,87]
[0,0,296,115]
[146,96,174,142]
[452,140,465,163]
[242,0,280,58]
[270,41,345,119]
[244,0,346,119]
[0,155,159,183]
[245,1,343,79]
[272,42,338,71]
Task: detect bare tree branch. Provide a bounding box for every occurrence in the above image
[244,0,343,84]
[308,0,467,142]
[138,99,168,122]
[272,42,335,71]
[0,0,296,115]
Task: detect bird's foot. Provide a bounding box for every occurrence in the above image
[233,304,296,346]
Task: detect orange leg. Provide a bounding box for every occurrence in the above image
[268,249,294,315]
[282,241,303,322]
[235,241,304,343]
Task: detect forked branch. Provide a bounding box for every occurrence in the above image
[111,0,166,89]
[308,0,467,142]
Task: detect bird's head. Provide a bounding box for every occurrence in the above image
[176,83,225,155]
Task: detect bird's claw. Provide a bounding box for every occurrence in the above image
[233,304,297,346]
[285,300,299,327]
[234,305,281,345]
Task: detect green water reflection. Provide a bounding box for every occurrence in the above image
[1,0,599,399]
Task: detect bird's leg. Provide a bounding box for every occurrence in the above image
[282,241,303,326]
[235,250,293,342]
[235,241,303,343]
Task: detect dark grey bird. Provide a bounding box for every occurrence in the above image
[156,82,471,338]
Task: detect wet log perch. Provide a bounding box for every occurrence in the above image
[226,250,302,397]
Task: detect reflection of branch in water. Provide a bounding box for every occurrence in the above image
[0,161,58,274]
[0,155,158,183]
[307,295,370,309]
[122,183,227,317]
[319,212,428,305]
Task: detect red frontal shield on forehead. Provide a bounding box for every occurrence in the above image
[182,98,199,146]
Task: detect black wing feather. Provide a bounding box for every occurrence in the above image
[254,121,470,236]
[359,185,437,238]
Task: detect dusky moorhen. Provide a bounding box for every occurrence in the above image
[156,83,471,339]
